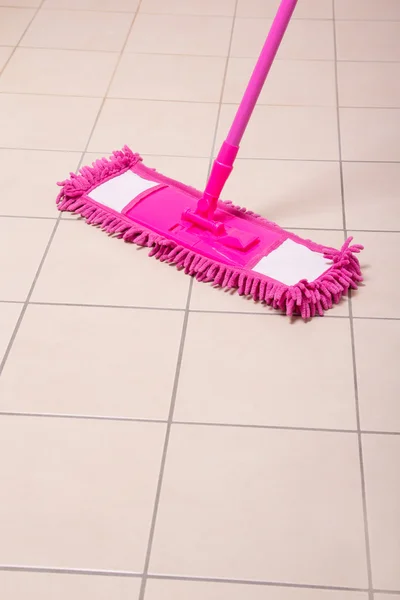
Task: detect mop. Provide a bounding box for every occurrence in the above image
[56,0,363,319]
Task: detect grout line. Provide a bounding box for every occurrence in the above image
[148,573,369,592]
[0,7,141,379]
[0,563,399,594]
[0,214,57,220]
[0,565,141,577]
[333,4,374,599]
[137,281,194,600]
[0,406,399,433]
[2,147,400,166]
[0,411,399,437]
[2,90,400,111]
[0,411,167,424]
[0,299,399,321]
[138,3,240,598]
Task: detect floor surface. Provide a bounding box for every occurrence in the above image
[0,1,399,599]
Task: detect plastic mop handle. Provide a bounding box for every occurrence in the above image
[197,0,298,219]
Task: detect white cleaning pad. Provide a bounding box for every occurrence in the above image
[88,170,158,212]
[252,238,332,285]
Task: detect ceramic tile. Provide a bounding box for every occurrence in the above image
[0,304,183,419]
[150,425,368,587]
[0,8,35,45]
[231,18,334,59]
[82,152,210,191]
[32,220,190,308]
[362,434,400,589]
[224,58,336,106]
[0,149,80,218]
[190,230,350,316]
[217,105,339,159]
[21,9,132,51]
[126,14,232,56]
[0,217,54,301]
[0,46,13,71]
[0,303,22,362]
[145,580,367,600]
[337,62,400,108]
[0,415,165,569]
[109,53,225,102]
[43,0,139,10]
[0,149,79,218]
[354,319,400,433]
[237,0,333,19]
[334,0,400,20]
[0,572,141,600]
[221,159,343,229]
[0,48,118,96]
[349,231,400,319]
[2,0,40,6]
[175,312,355,429]
[140,0,236,16]
[340,108,400,162]
[343,162,400,231]
[0,94,102,151]
[89,99,218,156]
[335,21,400,62]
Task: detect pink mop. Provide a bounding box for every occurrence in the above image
[57,0,363,318]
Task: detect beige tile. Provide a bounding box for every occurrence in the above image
[217,105,339,159]
[337,62,400,108]
[2,0,40,6]
[340,108,400,162]
[43,0,139,10]
[89,99,218,156]
[126,14,232,56]
[175,312,355,428]
[0,572,141,600]
[191,230,350,316]
[231,18,334,59]
[362,434,400,589]
[146,580,367,600]
[221,160,343,229]
[343,162,400,231]
[140,0,236,16]
[150,425,368,586]
[0,415,165,569]
[0,94,102,151]
[0,303,22,362]
[374,596,400,600]
[0,8,35,45]
[32,220,190,308]
[354,320,400,432]
[335,0,400,20]
[0,46,13,72]
[21,9,132,51]
[0,48,118,96]
[0,304,183,419]
[349,231,400,319]
[0,217,54,301]
[84,152,210,188]
[335,21,400,62]
[109,53,225,102]
[0,149,80,218]
[224,58,336,106]
[237,0,333,18]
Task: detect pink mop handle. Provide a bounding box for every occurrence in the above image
[227,0,298,147]
[199,0,298,217]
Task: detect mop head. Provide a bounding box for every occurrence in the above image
[56,146,363,319]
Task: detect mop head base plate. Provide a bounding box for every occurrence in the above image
[56,146,363,319]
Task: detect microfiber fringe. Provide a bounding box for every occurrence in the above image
[57,147,363,319]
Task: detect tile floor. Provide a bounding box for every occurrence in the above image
[0,1,399,599]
